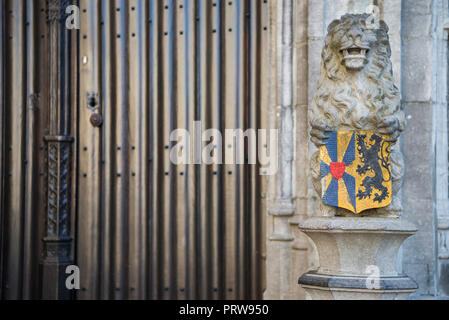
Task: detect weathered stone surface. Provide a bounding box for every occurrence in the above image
[298,217,418,300]
[401,101,435,296]
[402,103,433,200]
[401,39,433,102]
[264,239,295,300]
[402,13,432,38]
[402,0,432,16]
[294,0,308,42]
[307,0,324,38]
[401,199,436,295]
[403,262,433,296]
[307,39,324,104]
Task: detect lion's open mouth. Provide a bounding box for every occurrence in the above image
[340,47,369,58]
[340,46,369,70]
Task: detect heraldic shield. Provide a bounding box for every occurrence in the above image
[320,130,392,214]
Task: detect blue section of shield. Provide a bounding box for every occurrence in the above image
[325,131,338,163]
[320,161,330,178]
[343,172,356,211]
[323,178,338,208]
[342,132,356,165]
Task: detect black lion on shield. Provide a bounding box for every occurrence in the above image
[356,133,391,203]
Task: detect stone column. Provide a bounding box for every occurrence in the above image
[264,0,296,300]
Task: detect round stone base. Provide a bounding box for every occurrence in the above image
[298,217,418,300]
[299,271,417,300]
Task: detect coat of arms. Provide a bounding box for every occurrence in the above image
[320,130,392,214]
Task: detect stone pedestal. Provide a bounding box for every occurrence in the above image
[298,217,418,300]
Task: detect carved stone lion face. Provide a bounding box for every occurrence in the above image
[338,19,371,70]
[310,14,401,132]
[324,14,389,75]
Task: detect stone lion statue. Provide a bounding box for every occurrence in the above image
[309,14,405,217]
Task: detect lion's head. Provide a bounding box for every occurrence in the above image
[323,14,391,77]
[310,14,403,131]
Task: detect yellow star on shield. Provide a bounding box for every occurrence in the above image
[320,130,392,214]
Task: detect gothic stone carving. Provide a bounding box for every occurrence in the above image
[309,14,405,217]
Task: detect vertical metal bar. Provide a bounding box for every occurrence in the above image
[223,0,237,300]
[160,0,170,300]
[216,0,226,300]
[127,0,139,300]
[34,0,49,300]
[185,0,198,300]
[161,0,169,300]
[148,0,161,300]
[141,0,152,300]
[209,0,221,300]
[250,0,258,299]
[258,0,268,299]
[250,0,260,299]
[4,0,26,300]
[205,0,214,299]
[23,0,37,299]
[202,0,212,301]
[236,0,246,299]
[100,0,112,299]
[112,0,128,300]
[77,0,101,299]
[0,0,5,300]
[174,0,187,301]
[140,0,150,300]
[137,0,150,300]
[168,0,177,300]
[161,0,176,300]
[193,0,202,299]
[127,0,149,300]
[196,0,210,300]
[242,0,252,299]
[246,0,255,299]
